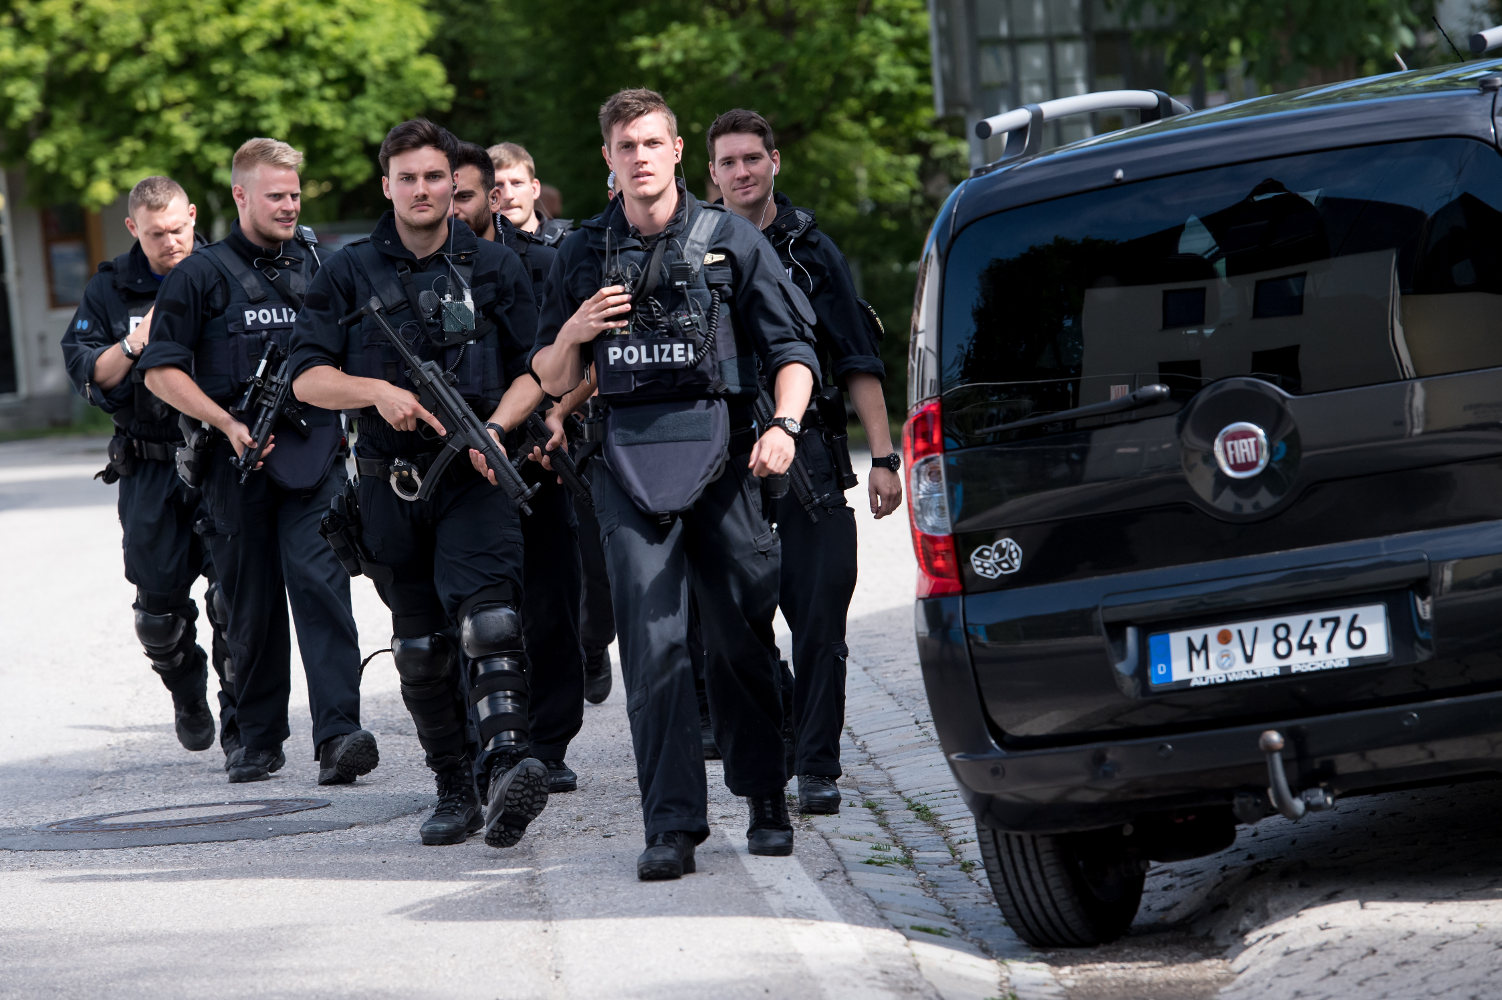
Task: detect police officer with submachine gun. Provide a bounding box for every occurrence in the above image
[291,120,551,849]
[140,138,376,787]
[531,89,821,881]
[453,138,592,790]
[60,175,238,761]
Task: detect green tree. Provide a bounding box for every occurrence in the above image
[427,0,967,419]
[1114,0,1439,96]
[0,0,453,220]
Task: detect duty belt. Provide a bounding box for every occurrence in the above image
[356,451,468,501]
[130,439,177,463]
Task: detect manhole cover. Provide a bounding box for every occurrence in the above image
[40,798,329,833]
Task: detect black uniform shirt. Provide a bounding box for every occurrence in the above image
[289,212,537,455]
[532,182,820,394]
[137,222,308,383]
[762,192,884,388]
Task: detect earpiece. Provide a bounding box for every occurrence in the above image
[773,165,779,175]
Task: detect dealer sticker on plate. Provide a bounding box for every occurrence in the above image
[1147,603,1390,689]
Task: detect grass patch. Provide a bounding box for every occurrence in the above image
[959,859,976,874]
[909,924,951,937]
[905,798,937,824]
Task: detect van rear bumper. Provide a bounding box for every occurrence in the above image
[917,595,1502,834]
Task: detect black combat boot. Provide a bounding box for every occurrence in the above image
[227,746,285,783]
[797,775,841,814]
[482,751,549,848]
[419,764,482,846]
[317,729,380,786]
[583,646,612,704]
[637,831,697,881]
[171,690,216,752]
[747,793,794,856]
[542,758,577,793]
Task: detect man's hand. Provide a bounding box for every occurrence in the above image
[749,428,797,478]
[374,383,446,436]
[530,406,570,473]
[560,285,631,345]
[469,426,509,486]
[868,466,903,519]
[222,417,273,465]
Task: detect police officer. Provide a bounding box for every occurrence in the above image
[140,139,376,786]
[487,142,573,246]
[452,138,587,790]
[531,88,820,881]
[60,175,238,761]
[707,109,904,815]
[290,120,549,849]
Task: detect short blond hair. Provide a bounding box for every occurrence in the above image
[487,142,536,180]
[127,176,188,218]
[231,138,303,187]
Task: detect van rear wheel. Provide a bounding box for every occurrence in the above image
[976,821,1144,947]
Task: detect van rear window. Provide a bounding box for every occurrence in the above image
[941,138,1502,442]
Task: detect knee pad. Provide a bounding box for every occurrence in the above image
[460,602,522,660]
[204,582,230,631]
[134,609,190,674]
[392,633,456,686]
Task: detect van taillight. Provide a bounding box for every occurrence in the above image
[903,400,961,597]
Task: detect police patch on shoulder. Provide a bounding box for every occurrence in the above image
[970,538,1023,579]
[704,252,726,265]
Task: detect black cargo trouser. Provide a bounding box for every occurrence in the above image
[201,446,362,757]
[771,424,858,778]
[120,451,236,736]
[521,474,583,761]
[359,464,526,767]
[575,452,616,656]
[594,455,785,842]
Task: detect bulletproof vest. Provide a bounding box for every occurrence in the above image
[538,216,573,247]
[192,237,313,403]
[344,240,504,412]
[498,222,552,301]
[594,204,753,404]
[96,256,176,434]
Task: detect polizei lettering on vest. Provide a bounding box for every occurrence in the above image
[604,338,696,369]
[243,306,298,328]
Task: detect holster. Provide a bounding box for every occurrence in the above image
[319,477,374,579]
[175,418,213,490]
[811,385,859,490]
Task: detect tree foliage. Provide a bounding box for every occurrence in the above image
[427,0,967,415]
[0,0,452,219]
[1114,0,1438,95]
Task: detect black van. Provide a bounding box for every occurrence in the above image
[907,64,1502,947]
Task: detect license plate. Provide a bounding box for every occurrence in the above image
[1147,603,1390,689]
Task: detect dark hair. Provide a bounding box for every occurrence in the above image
[598,88,677,144]
[706,109,776,160]
[453,140,495,194]
[378,118,458,176]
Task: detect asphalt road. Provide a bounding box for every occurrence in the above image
[8,432,1502,1000]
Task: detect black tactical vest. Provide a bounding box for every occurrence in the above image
[593,204,753,404]
[96,256,176,435]
[344,240,504,412]
[192,237,314,403]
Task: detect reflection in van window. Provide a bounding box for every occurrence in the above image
[941,138,1502,437]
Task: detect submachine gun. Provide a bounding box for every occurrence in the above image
[511,410,593,509]
[343,295,538,515]
[231,340,310,483]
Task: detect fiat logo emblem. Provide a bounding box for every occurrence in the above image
[1214,422,1269,479]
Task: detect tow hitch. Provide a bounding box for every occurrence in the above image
[1258,730,1335,821]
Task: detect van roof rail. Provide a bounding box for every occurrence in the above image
[975,89,1192,168]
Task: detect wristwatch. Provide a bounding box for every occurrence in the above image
[118,337,138,360]
[872,453,901,473]
[766,416,801,439]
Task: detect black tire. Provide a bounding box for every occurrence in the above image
[976,820,1145,947]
